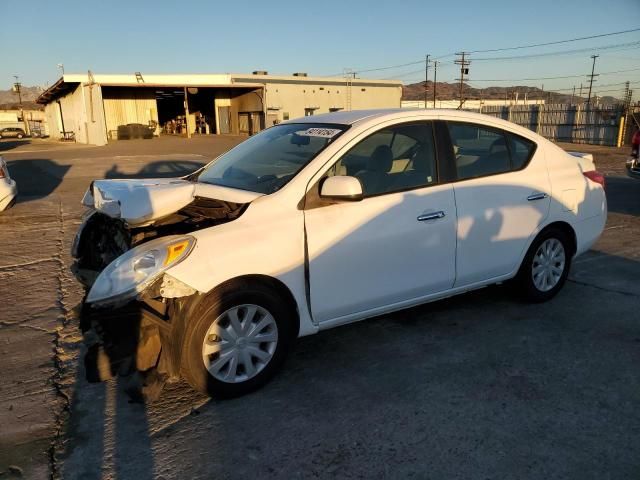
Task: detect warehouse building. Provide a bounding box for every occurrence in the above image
[36,72,402,145]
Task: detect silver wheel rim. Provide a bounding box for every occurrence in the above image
[532,238,566,292]
[202,304,278,384]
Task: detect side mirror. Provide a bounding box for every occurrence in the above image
[320,176,363,201]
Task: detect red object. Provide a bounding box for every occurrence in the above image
[583,170,606,189]
[632,130,640,147]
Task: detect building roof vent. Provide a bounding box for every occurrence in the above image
[252,70,268,75]
[293,72,308,77]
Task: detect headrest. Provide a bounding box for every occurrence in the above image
[489,136,507,154]
[370,145,393,172]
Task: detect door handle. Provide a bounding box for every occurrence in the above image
[527,192,548,201]
[417,211,445,222]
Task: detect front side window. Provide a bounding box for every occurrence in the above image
[447,122,536,180]
[196,123,347,194]
[327,122,437,197]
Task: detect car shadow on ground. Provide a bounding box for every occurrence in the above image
[0,139,31,152]
[6,159,71,203]
[62,251,640,478]
[104,160,205,179]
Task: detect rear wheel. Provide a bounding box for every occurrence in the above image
[514,228,572,302]
[181,282,296,398]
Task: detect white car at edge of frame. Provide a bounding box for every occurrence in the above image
[72,109,607,398]
[0,156,18,212]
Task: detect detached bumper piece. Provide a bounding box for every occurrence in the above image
[82,298,178,402]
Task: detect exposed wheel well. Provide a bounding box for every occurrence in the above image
[538,221,577,257]
[209,275,301,336]
[168,274,301,378]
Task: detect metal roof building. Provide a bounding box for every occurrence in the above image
[36,72,402,145]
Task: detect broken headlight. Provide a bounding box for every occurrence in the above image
[86,235,196,307]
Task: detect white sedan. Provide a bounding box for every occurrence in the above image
[73,109,607,398]
[0,157,17,211]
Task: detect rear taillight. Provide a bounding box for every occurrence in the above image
[583,170,605,189]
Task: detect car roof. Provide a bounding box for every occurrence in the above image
[280,108,544,142]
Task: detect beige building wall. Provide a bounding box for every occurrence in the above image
[260,81,402,124]
[43,84,108,145]
[38,73,402,144]
[103,88,159,139]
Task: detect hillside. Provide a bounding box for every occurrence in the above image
[0,85,44,110]
[402,81,621,105]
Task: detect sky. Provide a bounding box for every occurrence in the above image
[2,0,639,98]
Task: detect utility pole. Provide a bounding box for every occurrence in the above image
[13,75,23,106]
[432,61,438,108]
[572,85,576,105]
[586,54,599,107]
[13,75,26,135]
[579,83,584,103]
[454,52,470,109]
[424,54,430,108]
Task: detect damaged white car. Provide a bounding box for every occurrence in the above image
[73,109,606,399]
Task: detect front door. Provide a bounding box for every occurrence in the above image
[304,122,457,323]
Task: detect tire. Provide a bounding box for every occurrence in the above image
[17,134,23,139]
[181,281,297,398]
[514,227,572,303]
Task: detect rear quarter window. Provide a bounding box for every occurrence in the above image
[507,134,537,170]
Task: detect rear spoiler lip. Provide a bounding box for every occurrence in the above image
[566,151,594,162]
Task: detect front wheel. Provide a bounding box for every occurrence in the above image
[180,282,296,398]
[514,228,572,302]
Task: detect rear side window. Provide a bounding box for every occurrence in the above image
[446,122,536,180]
[507,134,536,170]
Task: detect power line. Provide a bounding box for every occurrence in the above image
[328,28,640,78]
[468,67,640,82]
[473,40,640,61]
[467,27,640,54]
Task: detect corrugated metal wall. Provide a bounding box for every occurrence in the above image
[102,88,158,139]
[477,104,623,146]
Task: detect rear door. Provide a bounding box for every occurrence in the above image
[440,121,550,286]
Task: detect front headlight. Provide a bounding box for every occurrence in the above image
[86,235,196,307]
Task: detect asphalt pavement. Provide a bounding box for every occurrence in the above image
[0,136,638,479]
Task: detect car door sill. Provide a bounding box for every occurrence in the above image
[316,273,513,331]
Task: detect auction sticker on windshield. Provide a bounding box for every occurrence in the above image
[296,128,342,138]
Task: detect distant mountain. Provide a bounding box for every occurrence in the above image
[402,81,621,105]
[0,85,44,110]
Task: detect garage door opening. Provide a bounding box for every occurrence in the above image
[102,85,264,139]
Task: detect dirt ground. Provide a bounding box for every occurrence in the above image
[0,136,638,479]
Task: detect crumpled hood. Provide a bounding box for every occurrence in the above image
[83,177,263,225]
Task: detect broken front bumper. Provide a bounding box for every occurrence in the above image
[81,297,182,401]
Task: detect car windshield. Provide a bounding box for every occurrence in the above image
[196,123,348,194]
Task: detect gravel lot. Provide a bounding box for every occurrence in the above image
[0,136,638,479]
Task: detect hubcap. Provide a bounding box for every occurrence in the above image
[202,304,278,384]
[531,238,566,292]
